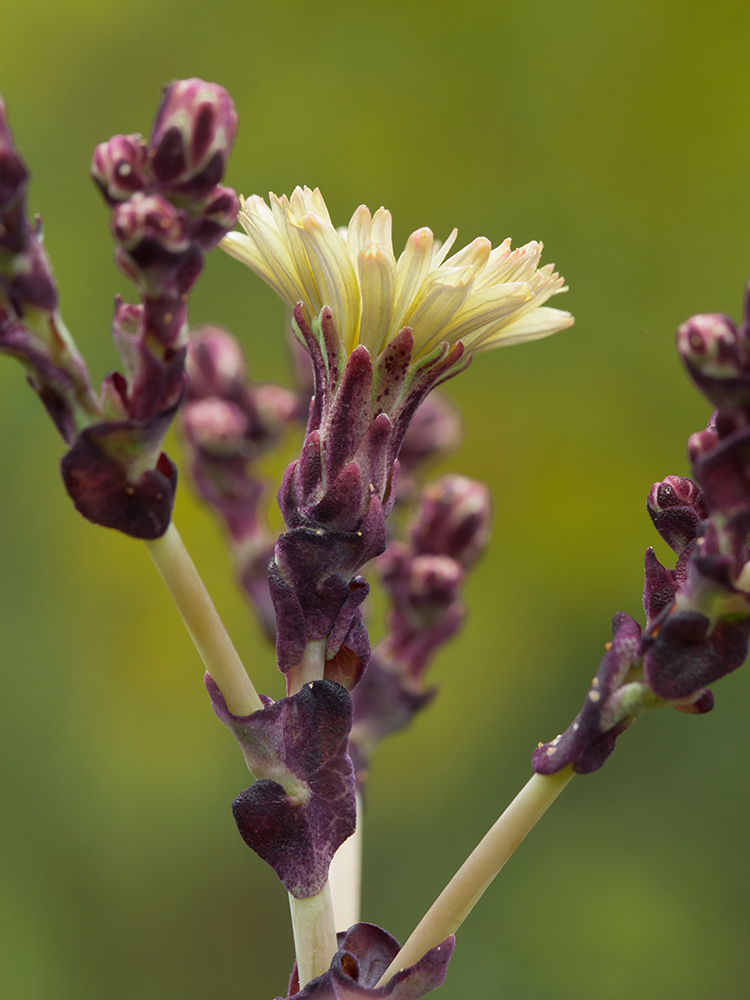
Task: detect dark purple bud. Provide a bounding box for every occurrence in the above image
[186,324,247,399]
[252,382,301,435]
[0,97,29,254]
[677,313,739,371]
[687,413,719,463]
[677,313,750,411]
[111,192,189,253]
[646,475,706,555]
[403,555,463,617]
[280,922,454,1000]
[90,134,148,205]
[399,391,463,470]
[149,79,238,199]
[206,675,356,898]
[181,398,249,456]
[350,656,435,783]
[5,224,58,314]
[410,475,491,569]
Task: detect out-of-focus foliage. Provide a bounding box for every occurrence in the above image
[1,1,749,998]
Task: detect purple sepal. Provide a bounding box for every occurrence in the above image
[643,547,683,627]
[643,610,750,700]
[280,922,454,999]
[206,675,356,898]
[61,418,178,539]
[533,613,644,775]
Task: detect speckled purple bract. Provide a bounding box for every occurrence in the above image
[270,307,468,682]
[533,613,644,775]
[279,922,454,999]
[206,674,356,898]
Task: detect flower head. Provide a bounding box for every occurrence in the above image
[222,186,572,357]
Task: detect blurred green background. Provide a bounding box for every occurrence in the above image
[2,1,750,997]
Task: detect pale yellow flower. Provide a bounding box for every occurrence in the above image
[221,186,573,358]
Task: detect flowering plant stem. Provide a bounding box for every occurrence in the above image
[288,883,338,987]
[377,764,575,987]
[145,522,263,716]
[329,791,363,930]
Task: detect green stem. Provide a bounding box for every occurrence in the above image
[145,522,263,716]
[288,884,338,988]
[288,638,327,695]
[376,765,574,987]
[328,791,362,931]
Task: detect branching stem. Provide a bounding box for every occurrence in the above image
[145,522,263,716]
[329,791,363,931]
[377,765,574,986]
[288,638,327,695]
[288,884,338,988]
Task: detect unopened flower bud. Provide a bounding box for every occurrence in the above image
[0,98,29,254]
[111,192,189,252]
[251,382,300,435]
[398,392,463,471]
[150,79,238,198]
[91,134,148,205]
[677,314,740,374]
[410,474,491,569]
[182,397,248,456]
[407,554,463,610]
[688,423,719,462]
[7,222,58,313]
[187,325,247,399]
[191,185,240,251]
[646,474,706,555]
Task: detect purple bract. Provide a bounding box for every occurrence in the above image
[207,675,356,898]
[280,923,454,999]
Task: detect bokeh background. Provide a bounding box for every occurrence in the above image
[2,1,750,997]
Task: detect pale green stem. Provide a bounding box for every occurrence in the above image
[145,522,263,716]
[288,884,338,988]
[288,638,327,695]
[328,790,363,931]
[376,766,575,987]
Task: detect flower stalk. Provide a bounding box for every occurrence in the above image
[288,883,338,988]
[145,522,262,715]
[328,790,363,930]
[376,766,574,987]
